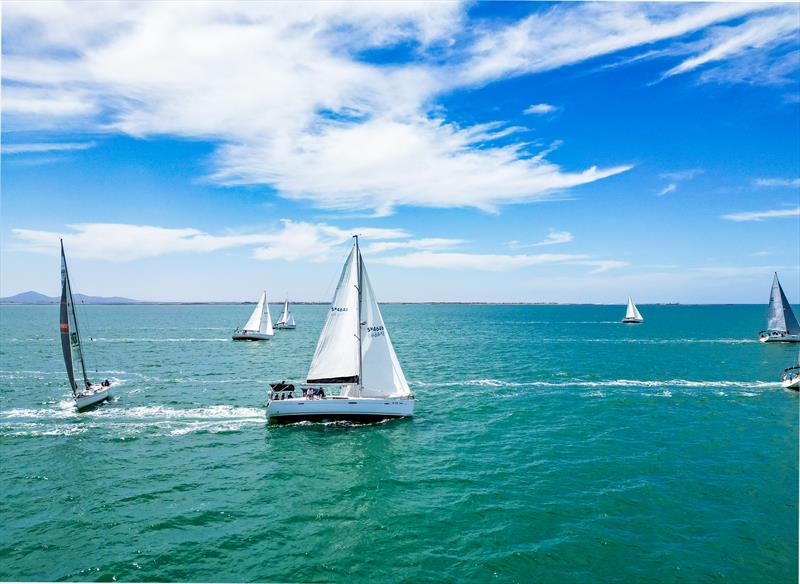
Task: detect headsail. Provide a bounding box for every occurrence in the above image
[626,297,643,321]
[243,291,273,334]
[358,256,410,397]
[767,273,800,334]
[306,246,360,383]
[276,297,294,326]
[60,241,89,395]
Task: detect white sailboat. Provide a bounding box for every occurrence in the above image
[267,236,414,423]
[759,273,800,343]
[59,241,112,410]
[274,296,296,329]
[621,297,644,323]
[781,351,800,390]
[233,291,274,341]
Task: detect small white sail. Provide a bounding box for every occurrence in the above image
[307,247,360,383]
[285,312,296,327]
[359,257,410,398]
[625,297,643,321]
[243,291,273,334]
[277,299,289,325]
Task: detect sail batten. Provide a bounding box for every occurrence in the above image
[767,273,800,334]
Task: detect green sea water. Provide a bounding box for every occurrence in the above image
[0,304,797,583]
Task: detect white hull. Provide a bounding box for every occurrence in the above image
[782,376,800,390]
[622,318,643,324]
[267,396,414,423]
[759,333,800,343]
[75,386,111,409]
[233,331,273,341]
[274,324,296,330]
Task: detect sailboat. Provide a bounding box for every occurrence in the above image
[274,296,296,329]
[621,297,644,323]
[759,273,800,343]
[59,241,112,410]
[267,236,414,423]
[233,291,274,341]
[781,351,800,390]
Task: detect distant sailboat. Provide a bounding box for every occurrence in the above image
[267,236,414,423]
[759,273,800,343]
[233,291,274,341]
[622,297,644,323]
[59,241,112,410]
[274,296,296,329]
[781,351,800,390]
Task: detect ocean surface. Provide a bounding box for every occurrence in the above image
[0,304,797,583]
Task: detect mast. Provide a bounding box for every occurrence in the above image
[355,235,363,393]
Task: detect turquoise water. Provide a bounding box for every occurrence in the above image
[1,304,797,583]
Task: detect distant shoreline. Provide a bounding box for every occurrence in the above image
[0,301,760,306]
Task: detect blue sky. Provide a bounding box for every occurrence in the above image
[2,1,799,303]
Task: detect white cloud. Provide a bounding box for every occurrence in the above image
[375,251,589,271]
[2,142,96,154]
[1,1,634,215]
[721,207,800,222]
[533,230,573,247]
[11,220,409,261]
[361,238,464,255]
[660,169,703,181]
[657,183,678,196]
[580,260,631,274]
[662,11,799,79]
[755,177,800,187]
[524,103,557,115]
[461,3,769,85]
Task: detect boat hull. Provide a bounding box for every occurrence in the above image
[274,324,296,330]
[267,397,414,424]
[759,334,800,343]
[75,386,111,410]
[782,377,800,390]
[621,318,643,324]
[232,332,273,341]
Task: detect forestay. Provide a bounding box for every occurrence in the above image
[307,247,360,383]
[768,273,800,334]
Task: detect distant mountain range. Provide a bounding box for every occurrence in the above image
[0,290,142,304]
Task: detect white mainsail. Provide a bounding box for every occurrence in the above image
[626,297,643,321]
[358,257,410,397]
[243,291,273,335]
[767,273,800,334]
[307,247,360,383]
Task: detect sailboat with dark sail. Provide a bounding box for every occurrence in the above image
[759,273,800,343]
[267,236,414,423]
[59,241,112,409]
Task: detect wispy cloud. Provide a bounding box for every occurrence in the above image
[523,103,558,115]
[2,142,96,154]
[2,2,631,216]
[375,251,589,271]
[361,238,464,255]
[11,220,408,262]
[721,207,800,222]
[657,183,678,197]
[755,177,800,187]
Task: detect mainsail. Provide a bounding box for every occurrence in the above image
[626,297,643,321]
[60,241,89,395]
[767,273,800,334]
[306,239,410,397]
[243,291,273,334]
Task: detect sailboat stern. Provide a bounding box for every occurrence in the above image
[75,385,112,410]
